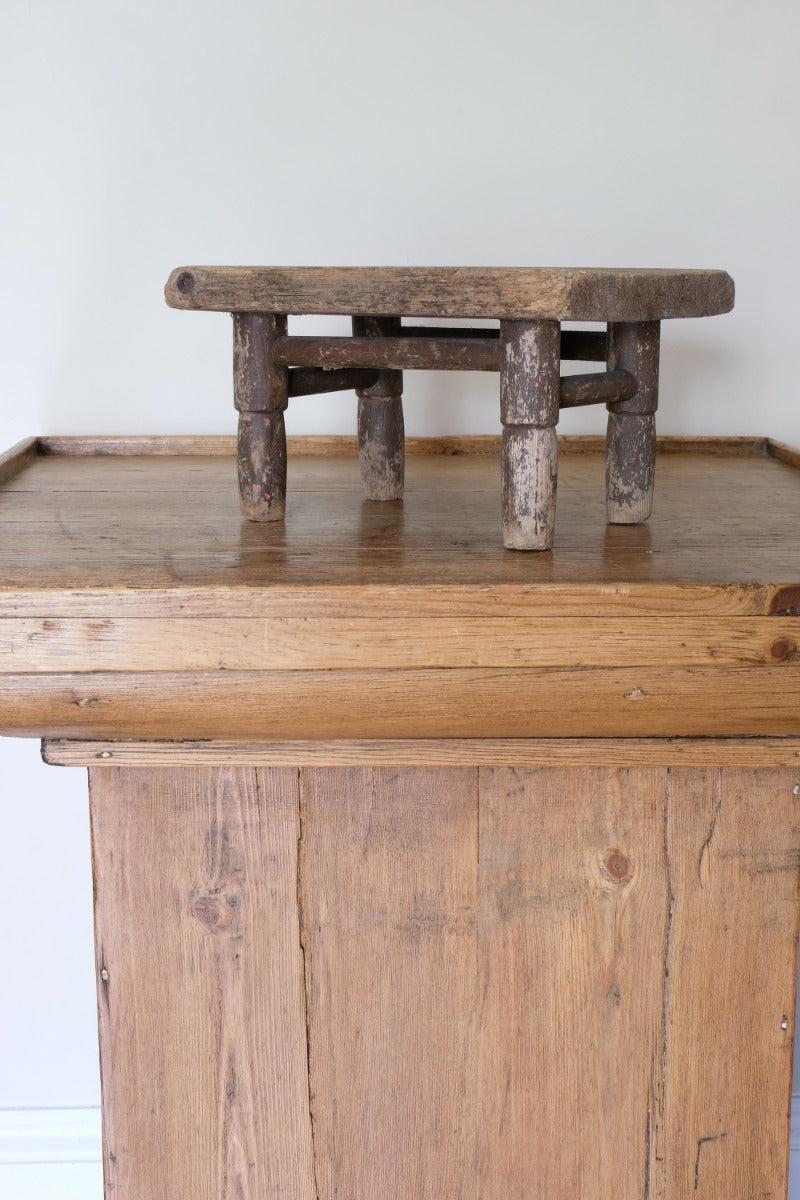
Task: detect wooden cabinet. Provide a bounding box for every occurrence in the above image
[2,434,799,1199]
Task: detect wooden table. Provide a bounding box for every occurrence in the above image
[1,432,799,1200]
[165,266,734,549]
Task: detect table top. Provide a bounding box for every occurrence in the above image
[0,434,797,615]
[0,434,797,744]
[165,266,735,321]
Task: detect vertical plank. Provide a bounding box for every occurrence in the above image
[478,766,669,1200]
[299,766,478,1200]
[90,766,316,1200]
[654,767,800,1199]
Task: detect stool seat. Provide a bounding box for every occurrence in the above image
[165,265,734,549]
[165,265,734,321]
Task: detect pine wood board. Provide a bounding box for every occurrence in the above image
[90,766,316,1200]
[653,766,800,1197]
[43,737,800,768]
[300,766,478,1199]
[33,433,776,459]
[3,614,798,672]
[0,446,798,611]
[86,761,800,1200]
[477,766,668,1197]
[6,663,800,739]
[164,266,735,321]
[1,437,798,737]
[0,437,38,484]
[0,582,792,620]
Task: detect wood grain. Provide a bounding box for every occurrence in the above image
[768,438,800,470]
[1,440,799,737]
[500,319,561,549]
[5,615,798,672]
[31,433,770,458]
[90,765,316,1200]
[5,662,800,739]
[352,315,405,501]
[288,367,380,397]
[164,266,735,321]
[43,736,800,768]
[478,766,668,1198]
[234,313,288,520]
[477,764,800,1199]
[84,759,800,1200]
[272,333,501,371]
[606,321,660,523]
[300,767,478,1200]
[654,767,800,1197]
[560,368,636,408]
[2,446,795,618]
[0,437,38,484]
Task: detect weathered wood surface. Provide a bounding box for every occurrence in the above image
[237,411,287,521]
[767,439,800,470]
[0,444,797,607]
[233,313,288,520]
[655,766,800,1197]
[272,333,501,371]
[29,433,777,458]
[6,663,800,739]
[560,368,636,408]
[478,764,800,1199]
[43,736,800,768]
[288,367,380,397]
[5,614,798,672]
[232,313,287,413]
[88,761,800,1200]
[165,266,735,321]
[0,439,798,737]
[478,765,668,1198]
[300,767,478,1199]
[90,766,316,1200]
[501,320,561,549]
[606,321,661,523]
[352,316,404,501]
[400,327,609,362]
[0,437,38,484]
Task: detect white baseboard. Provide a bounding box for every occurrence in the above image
[0,1108,101,1165]
[0,1161,103,1200]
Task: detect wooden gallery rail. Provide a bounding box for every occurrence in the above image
[165,266,735,549]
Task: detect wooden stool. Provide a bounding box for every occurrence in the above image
[165,267,734,549]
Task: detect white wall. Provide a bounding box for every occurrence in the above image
[1,0,798,1116]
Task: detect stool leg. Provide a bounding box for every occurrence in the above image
[605,321,660,524]
[500,319,561,550]
[233,312,288,521]
[352,316,404,501]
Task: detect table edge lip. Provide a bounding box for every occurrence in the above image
[6,432,794,463]
[40,735,800,769]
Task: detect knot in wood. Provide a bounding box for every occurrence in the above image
[770,637,797,662]
[191,893,239,932]
[174,271,195,296]
[601,847,632,885]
